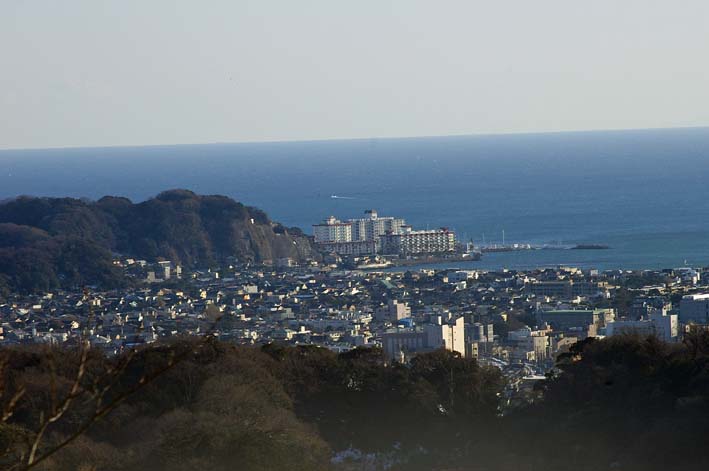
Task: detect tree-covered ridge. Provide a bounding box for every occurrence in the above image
[0,190,318,293]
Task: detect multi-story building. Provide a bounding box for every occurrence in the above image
[536,308,615,331]
[315,240,377,256]
[350,210,406,242]
[508,326,550,362]
[313,210,406,254]
[605,308,678,342]
[424,315,465,356]
[382,315,465,361]
[526,280,604,299]
[375,300,411,322]
[527,281,573,299]
[314,210,456,256]
[380,227,456,255]
[312,216,352,243]
[382,330,426,362]
[631,296,671,320]
[468,322,494,343]
[679,294,709,325]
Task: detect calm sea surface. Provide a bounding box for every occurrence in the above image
[1,128,708,270]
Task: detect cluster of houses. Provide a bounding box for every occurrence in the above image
[2,259,709,382]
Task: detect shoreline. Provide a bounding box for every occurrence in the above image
[359,254,482,270]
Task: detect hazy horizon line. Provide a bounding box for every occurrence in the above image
[2,124,708,153]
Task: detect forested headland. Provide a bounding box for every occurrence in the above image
[0,190,318,294]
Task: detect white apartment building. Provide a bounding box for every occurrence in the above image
[349,210,406,241]
[380,227,456,255]
[313,210,456,256]
[313,210,405,244]
[312,216,353,243]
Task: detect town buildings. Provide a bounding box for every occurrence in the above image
[679,293,709,324]
[3,256,709,388]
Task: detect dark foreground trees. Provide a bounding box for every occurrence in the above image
[0,341,503,471]
[2,333,709,470]
[499,332,709,471]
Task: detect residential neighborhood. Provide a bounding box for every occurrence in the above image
[3,256,707,396]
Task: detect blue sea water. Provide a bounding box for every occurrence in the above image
[1,128,708,271]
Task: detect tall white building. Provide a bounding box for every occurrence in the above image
[349,210,406,241]
[312,216,353,243]
[313,210,405,244]
[424,315,465,356]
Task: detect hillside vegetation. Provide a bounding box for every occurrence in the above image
[0,190,317,293]
[1,334,709,470]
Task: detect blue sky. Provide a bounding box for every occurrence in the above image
[1,0,708,149]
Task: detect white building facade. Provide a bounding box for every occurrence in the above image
[424,315,465,356]
[313,216,353,243]
[349,210,407,241]
[380,227,456,255]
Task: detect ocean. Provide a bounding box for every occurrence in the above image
[1,127,708,271]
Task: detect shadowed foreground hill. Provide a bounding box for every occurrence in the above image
[0,190,318,293]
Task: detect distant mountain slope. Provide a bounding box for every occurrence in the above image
[0,190,318,293]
